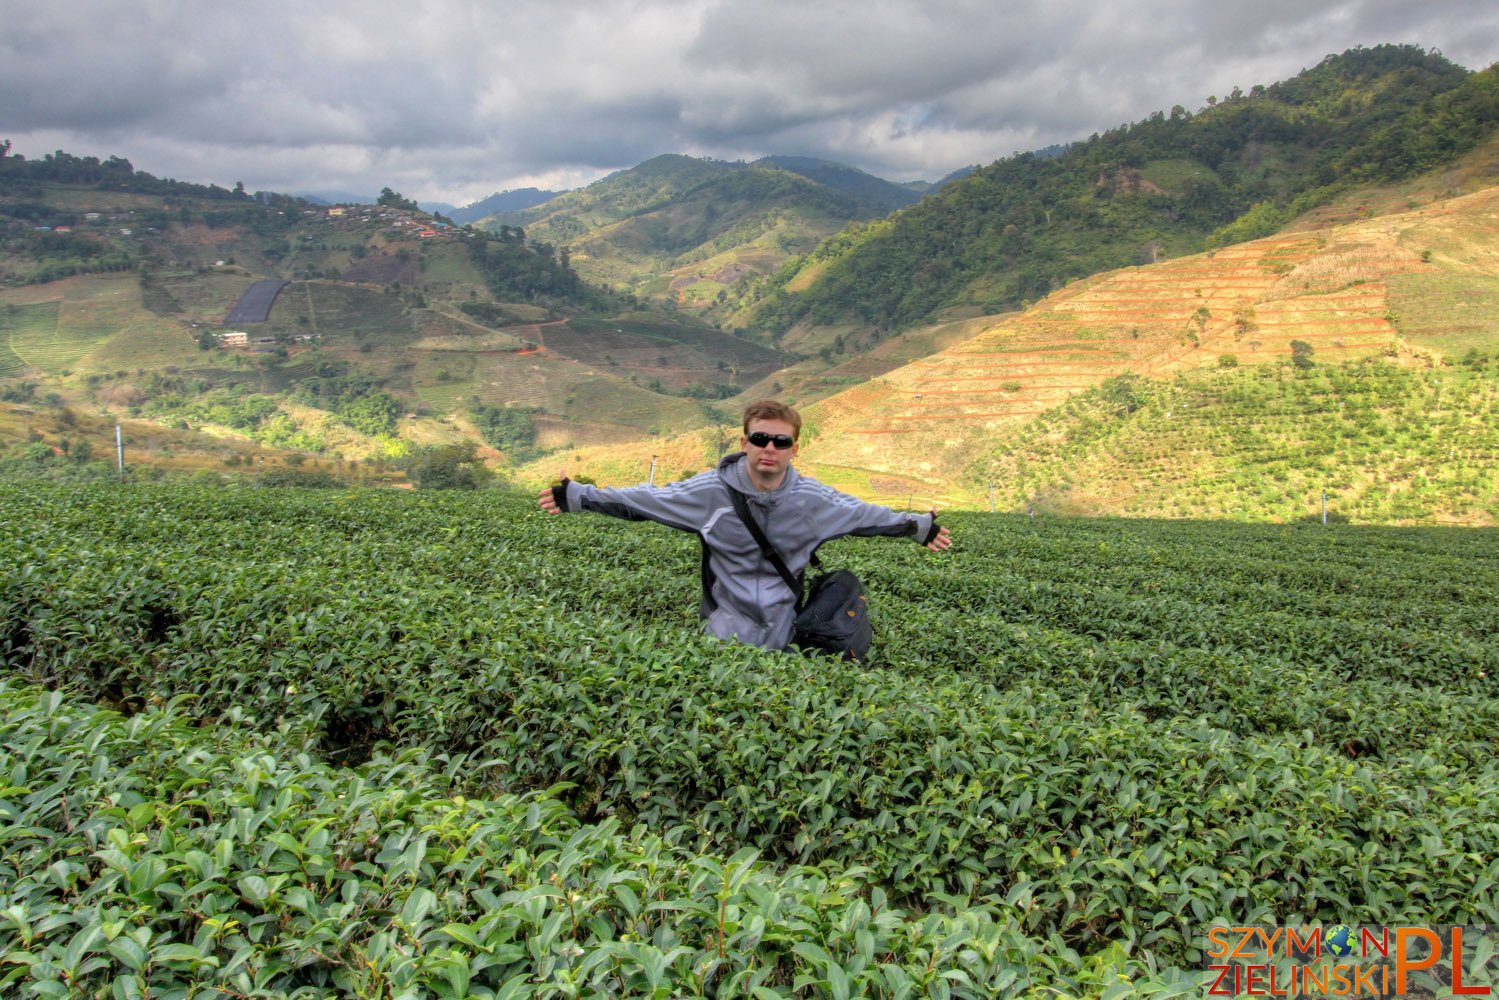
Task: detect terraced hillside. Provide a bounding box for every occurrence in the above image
[0,272,203,373]
[798,186,1499,498]
[969,357,1499,524]
[533,317,785,392]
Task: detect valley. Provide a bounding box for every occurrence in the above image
[2,45,1497,524]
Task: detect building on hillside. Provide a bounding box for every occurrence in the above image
[220,330,249,347]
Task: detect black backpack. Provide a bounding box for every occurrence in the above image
[791,567,871,660]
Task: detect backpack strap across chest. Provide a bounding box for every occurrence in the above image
[726,488,819,611]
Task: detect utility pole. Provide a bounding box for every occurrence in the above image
[116,425,124,481]
[648,455,657,486]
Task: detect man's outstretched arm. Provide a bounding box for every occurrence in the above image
[536,470,721,534]
[807,482,952,552]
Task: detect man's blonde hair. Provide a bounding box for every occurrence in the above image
[742,399,802,438]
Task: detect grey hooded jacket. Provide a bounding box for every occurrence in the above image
[555,452,938,650]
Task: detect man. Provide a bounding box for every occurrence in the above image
[538,399,952,651]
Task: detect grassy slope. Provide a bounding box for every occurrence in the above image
[0,172,734,444]
[0,267,724,456]
[779,180,1499,519]
[0,397,400,483]
[518,424,735,489]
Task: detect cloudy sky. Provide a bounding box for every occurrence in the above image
[5,0,1498,206]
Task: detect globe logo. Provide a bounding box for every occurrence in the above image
[1324,924,1355,958]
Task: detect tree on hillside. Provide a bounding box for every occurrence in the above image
[377,187,419,211]
[472,404,538,460]
[1101,374,1146,416]
[408,442,494,490]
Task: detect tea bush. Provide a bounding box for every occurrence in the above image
[2,481,1496,995]
[3,682,1145,998]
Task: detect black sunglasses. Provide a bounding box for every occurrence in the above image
[746,431,796,449]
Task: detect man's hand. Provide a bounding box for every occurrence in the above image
[925,509,952,552]
[538,470,568,514]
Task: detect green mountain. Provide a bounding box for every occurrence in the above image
[539,162,1499,525]
[480,153,920,319]
[752,155,925,211]
[747,45,1499,347]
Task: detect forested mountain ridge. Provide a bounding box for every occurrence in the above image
[478,154,925,315]
[744,45,1499,351]
[0,149,597,311]
[753,156,926,212]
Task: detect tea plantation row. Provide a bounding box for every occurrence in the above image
[2,482,1497,997]
[1,682,1129,999]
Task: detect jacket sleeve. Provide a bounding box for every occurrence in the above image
[558,472,725,534]
[804,482,937,544]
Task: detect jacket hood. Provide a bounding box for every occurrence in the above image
[717,450,800,500]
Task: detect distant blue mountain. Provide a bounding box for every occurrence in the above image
[296,190,377,206]
[438,188,562,225]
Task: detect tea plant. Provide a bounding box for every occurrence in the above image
[2,481,1496,995]
[0,681,1184,998]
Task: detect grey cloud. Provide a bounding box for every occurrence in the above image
[2,0,1495,203]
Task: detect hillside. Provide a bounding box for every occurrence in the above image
[747,45,1499,350]
[791,183,1499,512]
[4,45,1499,520]
[540,181,1499,525]
[5,134,1497,525]
[483,154,920,319]
[970,355,1497,524]
[754,155,926,211]
[0,150,788,469]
